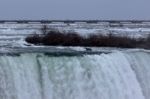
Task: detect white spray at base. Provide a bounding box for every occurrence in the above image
[0,50,150,99]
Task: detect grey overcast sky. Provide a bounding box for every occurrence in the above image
[0,0,149,20]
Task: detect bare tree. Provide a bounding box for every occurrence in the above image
[41,25,49,35]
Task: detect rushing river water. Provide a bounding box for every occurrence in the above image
[0,23,150,99]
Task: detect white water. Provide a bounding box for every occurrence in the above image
[0,50,150,99]
[0,23,150,47]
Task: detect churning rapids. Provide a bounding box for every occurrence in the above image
[0,50,150,99]
[1,22,150,99]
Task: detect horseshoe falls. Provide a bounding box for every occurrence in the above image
[0,50,150,99]
[0,22,150,99]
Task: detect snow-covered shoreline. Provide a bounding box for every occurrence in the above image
[0,23,150,50]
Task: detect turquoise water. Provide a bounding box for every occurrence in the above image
[0,50,149,99]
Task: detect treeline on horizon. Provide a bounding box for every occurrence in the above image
[0,20,149,24]
[25,25,150,49]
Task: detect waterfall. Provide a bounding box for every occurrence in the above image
[0,50,150,99]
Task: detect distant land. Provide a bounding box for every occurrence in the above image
[0,20,150,24]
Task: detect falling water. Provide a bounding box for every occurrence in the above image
[0,50,150,99]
